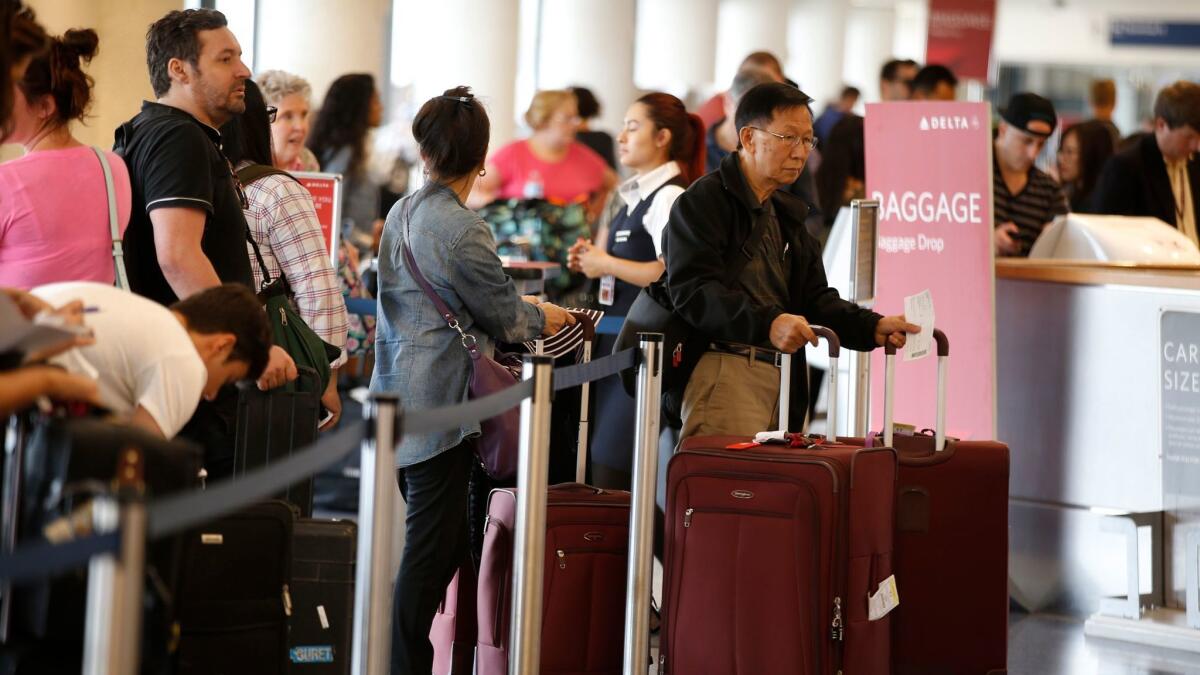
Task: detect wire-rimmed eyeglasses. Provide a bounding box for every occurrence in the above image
[745,125,818,151]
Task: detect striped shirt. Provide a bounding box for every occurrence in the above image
[993,159,1069,257]
[242,169,350,367]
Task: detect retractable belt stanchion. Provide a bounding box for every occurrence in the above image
[509,355,555,675]
[352,396,401,675]
[82,449,147,675]
[623,334,663,675]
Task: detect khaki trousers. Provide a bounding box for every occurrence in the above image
[680,352,781,439]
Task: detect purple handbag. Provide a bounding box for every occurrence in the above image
[401,197,522,480]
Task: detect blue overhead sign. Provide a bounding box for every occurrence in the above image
[1111,20,1200,48]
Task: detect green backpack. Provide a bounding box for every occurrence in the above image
[237,164,340,394]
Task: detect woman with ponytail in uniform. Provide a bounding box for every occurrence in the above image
[568,92,705,490]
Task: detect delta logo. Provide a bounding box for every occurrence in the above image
[919,116,980,131]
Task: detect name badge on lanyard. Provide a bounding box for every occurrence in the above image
[599,275,616,306]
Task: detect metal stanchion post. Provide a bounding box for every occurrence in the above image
[1,414,29,642]
[83,449,147,675]
[623,335,663,675]
[509,355,555,675]
[352,396,400,675]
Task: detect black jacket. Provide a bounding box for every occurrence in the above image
[1091,133,1200,227]
[662,152,881,421]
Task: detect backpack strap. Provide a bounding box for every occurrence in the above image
[236,163,294,187]
[235,164,301,292]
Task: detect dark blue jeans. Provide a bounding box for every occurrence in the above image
[391,441,472,674]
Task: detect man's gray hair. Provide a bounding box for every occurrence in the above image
[255,69,312,106]
[729,67,780,105]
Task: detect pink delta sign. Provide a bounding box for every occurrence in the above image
[865,101,997,440]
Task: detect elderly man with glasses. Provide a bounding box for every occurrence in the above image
[661,82,917,439]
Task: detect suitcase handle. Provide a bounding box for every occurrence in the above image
[882,329,949,451]
[550,482,608,495]
[777,325,840,435]
[569,311,596,342]
[567,311,597,485]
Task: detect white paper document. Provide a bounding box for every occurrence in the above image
[0,294,79,360]
[867,574,900,621]
[902,290,935,362]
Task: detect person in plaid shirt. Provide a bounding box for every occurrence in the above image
[222,79,349,427]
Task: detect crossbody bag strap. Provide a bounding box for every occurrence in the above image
[235,164,276,290]
[399,191,484,358]
[245,224,274,289]
[92,147,128,290]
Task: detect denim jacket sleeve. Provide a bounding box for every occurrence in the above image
[450,219,546,344]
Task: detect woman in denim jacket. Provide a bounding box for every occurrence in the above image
[371,86,574,673]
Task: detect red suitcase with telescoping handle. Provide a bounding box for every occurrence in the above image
[859,329,1009,675]
[431,311,632,675]
[475,483,630,674]
[662,326,896,675]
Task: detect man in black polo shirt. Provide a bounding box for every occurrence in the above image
[115,8,294,476]
[993,93,1069,257]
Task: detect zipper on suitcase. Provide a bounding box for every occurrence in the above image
[554,547,623,569]
[830,596,842,641]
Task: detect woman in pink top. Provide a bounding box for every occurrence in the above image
[0,27,131,289]
[472,89,616,220]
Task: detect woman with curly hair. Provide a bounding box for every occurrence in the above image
[308,73,383,255]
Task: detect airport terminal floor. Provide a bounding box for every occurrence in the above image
[3,0,1200,673]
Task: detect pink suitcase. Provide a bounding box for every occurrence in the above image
[430,560,476,674]
[661,327,897,675]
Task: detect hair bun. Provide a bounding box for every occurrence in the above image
[60,28,99,62]
[442,86,474,101]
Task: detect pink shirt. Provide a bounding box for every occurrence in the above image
[490,140,608,204]
[0,146,132,289]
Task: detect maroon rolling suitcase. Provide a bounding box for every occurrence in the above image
[858,329,1009,675]
[662,327,896,675]
[475,483,630,674]
[431,312,630,675]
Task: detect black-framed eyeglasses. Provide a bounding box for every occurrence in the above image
[266,106,278,123]
[745,125,818,151]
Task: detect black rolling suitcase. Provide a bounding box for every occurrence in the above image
[233,368,322,515]
[287,519,356,674]
[175,500,296,675]
[1,410,202,674]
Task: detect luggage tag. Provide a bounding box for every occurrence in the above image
[725,441,761,451]
[598,275,615,306]
[867,575,900,621]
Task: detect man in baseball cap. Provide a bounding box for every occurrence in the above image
[993,92,1069,256]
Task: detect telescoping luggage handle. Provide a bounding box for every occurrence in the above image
[777,325,840,434]
[882,329,950,451]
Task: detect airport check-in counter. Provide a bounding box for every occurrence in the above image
[998,259,1200,616]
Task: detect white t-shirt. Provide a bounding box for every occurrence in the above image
[32,282,208,439]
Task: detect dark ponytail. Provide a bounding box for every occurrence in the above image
[19,26,99,126]
[636,92,707,184]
